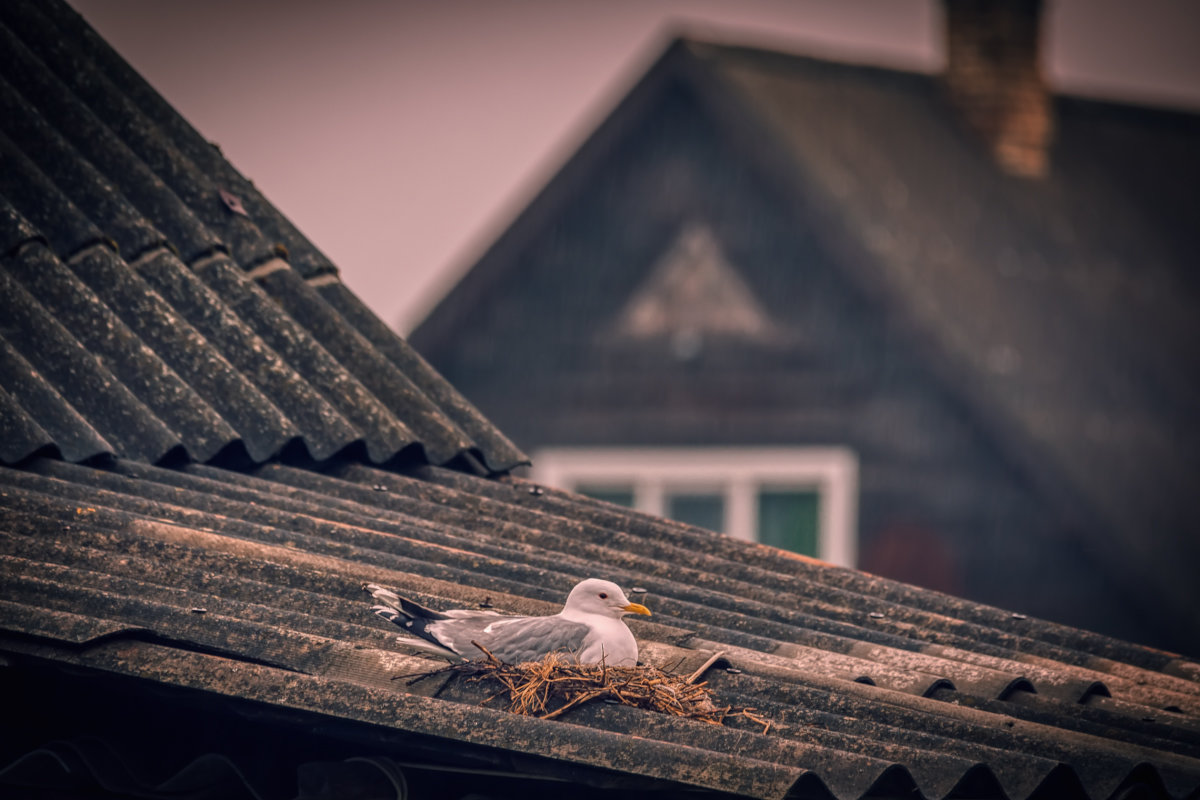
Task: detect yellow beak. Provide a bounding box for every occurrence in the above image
[622,602,651,616]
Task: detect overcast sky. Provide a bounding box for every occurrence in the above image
[70,0,1200,333]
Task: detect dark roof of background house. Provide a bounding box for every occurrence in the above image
[2,4,1199,798]
[409,37,1200,653]
[694,41,1200,631]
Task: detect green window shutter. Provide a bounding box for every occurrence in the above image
[577,485,635,508]
[758,490,820,556]
[667,492,725,533]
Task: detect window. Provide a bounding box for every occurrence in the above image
[668,492,725,532]
[577,485,635,508]
[531,447,858,567]
[758,489,819,555]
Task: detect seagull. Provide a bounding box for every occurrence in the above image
[365,578,651,666]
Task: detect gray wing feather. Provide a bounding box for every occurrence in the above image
[428,614,589,663]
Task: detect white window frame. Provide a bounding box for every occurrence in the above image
[530,446,858,567]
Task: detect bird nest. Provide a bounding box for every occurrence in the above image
[401,646,771,733]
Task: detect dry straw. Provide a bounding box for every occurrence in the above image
[402,644,771,734]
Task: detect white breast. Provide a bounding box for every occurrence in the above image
[575,616,639,666]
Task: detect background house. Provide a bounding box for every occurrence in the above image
[409,2,1200,657]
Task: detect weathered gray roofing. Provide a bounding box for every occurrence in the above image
[2,3,1199,798]
[3,456,1199,799]
[0,0,525,473]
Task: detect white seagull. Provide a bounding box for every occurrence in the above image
[365,578,651,666]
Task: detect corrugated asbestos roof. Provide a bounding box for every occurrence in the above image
[2,2,1199,798]
[0,0,526,473]
[2,457,1200,799]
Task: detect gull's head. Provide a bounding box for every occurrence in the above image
[564,578,651,619]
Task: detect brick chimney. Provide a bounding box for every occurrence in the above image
[942,0,1053,178]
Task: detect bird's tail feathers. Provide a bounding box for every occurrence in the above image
[363,583,449,620]
[368,605,465,662]
[364,584,404,613]
[369,605,405,625]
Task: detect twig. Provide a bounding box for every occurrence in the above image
[410,651,772,733]
[541,689,605,720]
[685,650,726,684]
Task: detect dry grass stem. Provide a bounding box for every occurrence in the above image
[402,645,771,733]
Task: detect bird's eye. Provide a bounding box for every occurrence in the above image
[598,592,608,599]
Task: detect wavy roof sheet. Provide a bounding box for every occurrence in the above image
[0,0,525,473]
[3,457,1199,799]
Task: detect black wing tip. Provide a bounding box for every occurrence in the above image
[363,583,449,621]
[370,605,404,625]
[369,605,460,659]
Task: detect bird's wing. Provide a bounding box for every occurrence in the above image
[363,584,587,663]
[427,614,590,664]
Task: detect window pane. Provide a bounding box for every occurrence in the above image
[577,485,635,508]
[758,490,819,556]
[667,492,725,533]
